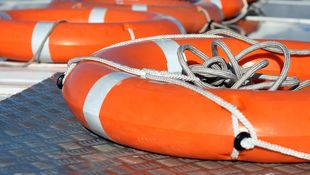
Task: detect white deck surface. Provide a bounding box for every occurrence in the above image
[0,63,66,100]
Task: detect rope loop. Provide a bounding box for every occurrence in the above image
[175,39,305,91]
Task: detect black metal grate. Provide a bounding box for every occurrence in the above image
[0,74,309,175]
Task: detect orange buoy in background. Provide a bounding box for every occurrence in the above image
[0,9,184,62]
[53,0,193,6]
[236,20,260,35]
[78,0,192,6]
[48,1,224,33]
[61,36,310,163]
[194,0,246,19]
[3,7,184,29]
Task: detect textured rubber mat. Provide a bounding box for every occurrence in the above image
[0,74,309,175]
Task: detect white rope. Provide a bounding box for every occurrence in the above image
[205,29,310,55]
[197,6,212,33]
[126,27,136,40]
[230,116,241,160]
[242,138,310,160]
[93,33,222,55]
[62,30,310,161]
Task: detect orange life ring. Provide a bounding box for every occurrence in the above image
[0,9,184,62]
[236,20,260,35]
[195,0,246,19]
[48,1,223,33]
[51,0,247,19]
[57,0,194,6]
[78,0,192,6]
[61,35,310,162]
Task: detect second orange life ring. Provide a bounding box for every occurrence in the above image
[51,0,250,20]
[48,1,223,33]
[53,0,194,6]
[195,0,247,19]
[0,9,184,63]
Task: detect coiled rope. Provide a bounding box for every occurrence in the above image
[62,30,310,161]
[206,29,310,55]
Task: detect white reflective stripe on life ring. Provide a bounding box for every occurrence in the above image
[115,0,124,4]
[153,39,184,73]
[88,8,107,23]
[83,72,132,140]
[31,22,54,63]
[131,4,148,11]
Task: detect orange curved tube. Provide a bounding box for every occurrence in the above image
[48,1,223,33]
[62,0,193,6]
[52,0,245,19]
[195,0,245,19]
[62,37,310,162]
[5,8,164,23]
[0,9,183,62]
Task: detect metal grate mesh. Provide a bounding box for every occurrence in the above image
[0,74,309,175]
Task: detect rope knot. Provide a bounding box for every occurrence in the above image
[241,138,255,150]
[140,68,148,79]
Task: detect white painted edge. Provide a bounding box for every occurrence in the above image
[163,16,187,34]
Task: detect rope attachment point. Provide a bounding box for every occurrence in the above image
[234,132,252,151]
